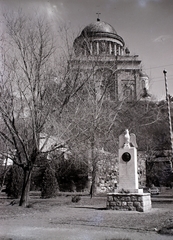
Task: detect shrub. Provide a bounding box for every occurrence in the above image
[5,165,24,198]
[41,163,59,198]
[71,195,81,203]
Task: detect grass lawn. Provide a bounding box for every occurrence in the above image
[0,192,173,239]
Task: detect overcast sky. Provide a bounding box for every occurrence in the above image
[1,0,173,99]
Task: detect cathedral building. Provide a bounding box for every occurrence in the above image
[70,18,150,102]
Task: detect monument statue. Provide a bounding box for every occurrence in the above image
[106,129,152,212]
[119,129,138,148]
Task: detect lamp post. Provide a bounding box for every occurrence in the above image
[163,70,173,169]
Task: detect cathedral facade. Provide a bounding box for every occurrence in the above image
[70,18,150,102]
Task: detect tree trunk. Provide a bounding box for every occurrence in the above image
[90,136,98,198]
[19,169,32,207]
[90,161,97,198]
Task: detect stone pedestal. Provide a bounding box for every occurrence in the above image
[106,192,152,212]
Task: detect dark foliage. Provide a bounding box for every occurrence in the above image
[30,154,47,191]
[55,154,88,192]
[146,159,173,187]
[41,162,59,198]
[5,165,24,198]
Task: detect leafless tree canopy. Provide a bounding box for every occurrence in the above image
[0,11,62,206]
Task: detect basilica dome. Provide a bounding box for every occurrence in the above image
[73,20,125,56]
[81,21,118,36]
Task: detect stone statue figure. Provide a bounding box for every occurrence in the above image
[119,129,138,148]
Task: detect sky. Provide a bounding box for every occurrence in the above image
[0,0,173,100]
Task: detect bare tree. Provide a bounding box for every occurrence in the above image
[59,52,128,196]
[0,11,63,206]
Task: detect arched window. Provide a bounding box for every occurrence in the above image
[95,69,115,101]
[123,83,134,102]
[93,41,97,55]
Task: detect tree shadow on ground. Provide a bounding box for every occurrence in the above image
[73,206,107,210]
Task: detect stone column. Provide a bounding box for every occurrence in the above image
[114,43,117,56]
[109,41,112,55]
[90,42,93,55]
[120,47,123,56]
[96,41,99,55]
[118,46,121,55]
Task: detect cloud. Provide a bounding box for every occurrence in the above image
[138,0,161,7]
[154,35,172,43]
[32,1,65,22]
[109,0,162,7]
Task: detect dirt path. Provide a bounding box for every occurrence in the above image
[0,224,172,240]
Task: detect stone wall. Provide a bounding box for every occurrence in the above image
[107,193,151,212]
[95,151,146,193]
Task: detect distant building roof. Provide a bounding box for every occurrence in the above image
[139,71,149,78]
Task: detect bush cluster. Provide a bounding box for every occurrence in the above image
[41,162,59,198]
[5,165,23,198]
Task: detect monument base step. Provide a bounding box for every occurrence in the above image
[114,188,143,193]
[107,192,152,212]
